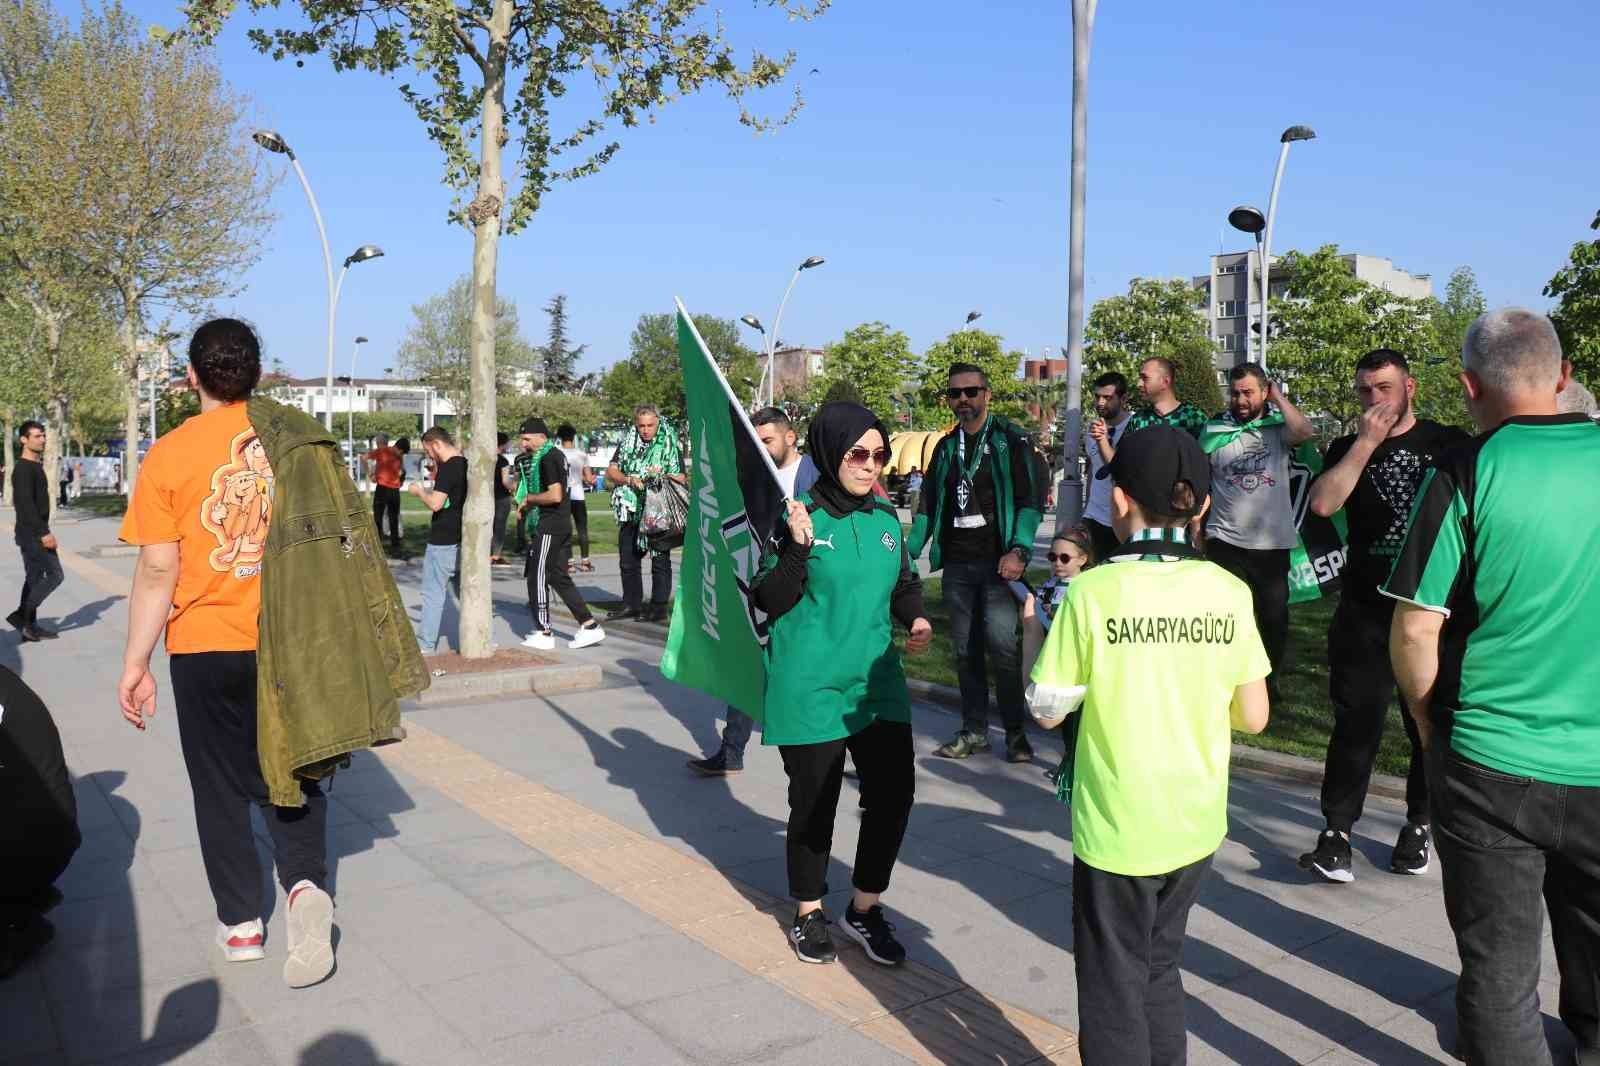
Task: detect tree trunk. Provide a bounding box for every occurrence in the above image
[456,0,513,659]
[119,295,142,496]
[40,316,64,528]
[1056,0,1096,531]
[2,408,13,509]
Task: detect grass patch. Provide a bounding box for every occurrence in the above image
[397,490,621,558]
[895,578,1414,778]
[63,494,130,517]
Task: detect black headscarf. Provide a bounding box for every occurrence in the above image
[806,401,890,517]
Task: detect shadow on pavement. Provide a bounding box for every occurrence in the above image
[299,1030,400,1065]
[51,595,124,634]
[551,690,1064,1065]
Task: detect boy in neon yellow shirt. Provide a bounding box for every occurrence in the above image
[1029,426,1271,1065]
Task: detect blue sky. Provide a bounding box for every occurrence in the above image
[118,0,1600,381]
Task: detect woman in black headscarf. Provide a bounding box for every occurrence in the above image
[752,401,932,967]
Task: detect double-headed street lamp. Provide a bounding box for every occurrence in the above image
[253,129,386,429]
[743,256,825,409]
[1227,124,1316,372]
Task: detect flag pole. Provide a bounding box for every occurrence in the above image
[676,297,788,498]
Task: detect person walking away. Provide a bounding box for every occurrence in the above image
[490,432,512,564]
[410,427,466,655]
[906,363,1044,763]
[1083,372,1132,561]
[9,422,63,642]
[904,467,923,517]
[0,665,80,979]
[512,418,604,651]
[1387,309,1600,1066]
[753,402,931,965]
[688,406,819,777]
[71,462,83,501]
[1298,349,1468,884]
[365,433,404,555]
[57,459,71,507]
[1029,425,1270,1066]
[1123,357,1210,439]
[116,318,337,987]
[1199,363,1315,703]
[605,405,688,623]
[557,424,595,573]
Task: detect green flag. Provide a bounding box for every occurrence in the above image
[1287,441,1349,604]
[659,302,786,721]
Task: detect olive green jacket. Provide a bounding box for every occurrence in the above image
[249,398,427,806]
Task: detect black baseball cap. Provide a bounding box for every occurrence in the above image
[1095,425,1210,518]
[520,417,549,436]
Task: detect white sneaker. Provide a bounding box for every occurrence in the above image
[215,918,265,962]
[283,880,335,988]
[569,625,606,650]
[522,630,557,650]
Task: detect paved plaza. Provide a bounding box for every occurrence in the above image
[0,509,1577,1065]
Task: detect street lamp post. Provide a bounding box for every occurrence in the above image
[1227,204,1267,365]
[751,256,824,408]
[738,315,766,411]
[347,335,368,480]
[1056,0,1098,531]
[252,129,385,428]
[1229,125,1316,372]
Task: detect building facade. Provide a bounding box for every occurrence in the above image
[1194,250,1432,373]
[264,377,457,425]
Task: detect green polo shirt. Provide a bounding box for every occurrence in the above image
[1030,530,1270,876]
[1382,414,1600,785]
[760,497,913,746]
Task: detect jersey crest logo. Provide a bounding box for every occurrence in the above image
[881,531,897,551]
[813,533,836,551]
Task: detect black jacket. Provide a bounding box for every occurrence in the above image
[12,458,50,543]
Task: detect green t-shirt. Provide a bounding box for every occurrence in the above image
[760,498,913,746]
[1125,401,1210,440]
[1030,541,1270,876]
[1381,415,1600,785]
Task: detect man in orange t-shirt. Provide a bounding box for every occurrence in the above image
[365,433,404,554]
[116,318,336,989]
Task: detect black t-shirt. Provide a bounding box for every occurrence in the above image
[1318,418,1470,603]
[942,429,1002,564]
[493,454,510,500]
[428,455,468,546]
[531,447,572,535]
[0,664,80,860]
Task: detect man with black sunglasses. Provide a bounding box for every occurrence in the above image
[908,363,1044,762]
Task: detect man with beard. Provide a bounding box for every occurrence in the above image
[908,364,1043,763]
[1298,349,1469,883]
[1199,363,1315,704]
[1083,371,1133,560]
[1123,357,1210,438]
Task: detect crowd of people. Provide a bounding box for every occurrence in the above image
[3,306,1598,1066]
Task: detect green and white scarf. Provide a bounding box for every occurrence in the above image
[1199,410,1285,455]
[609,422,683,526]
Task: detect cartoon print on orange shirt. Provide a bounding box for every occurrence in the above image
[200,429,274,574]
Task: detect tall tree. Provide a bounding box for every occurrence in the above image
[809,322,917,419]
[1545,208,1600,386]
[13,3,274,493]
[537,294,587,392]
[600,312,759,421]
[917,330,1027,426]
[395,274,536,413]
[1083,277,1214,406]
[178,1,827,658]
[1268,245,1438,431]
[1417,266,1485,428]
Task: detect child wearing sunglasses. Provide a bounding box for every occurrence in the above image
[1019,526,1095,682]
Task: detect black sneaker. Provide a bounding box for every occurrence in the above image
[1298,829,1355,883]
[933,731,992,759]
[789,910,836,965]
[1391,823,1431,875]
[686,750,742,777]
[838,904,906,966]
[4,609,22,631]
[1005,732,1034,764]
[29,622,57,640]
[606,604,641,622]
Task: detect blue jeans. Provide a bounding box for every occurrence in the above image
[417,543,460,653]
[720,707,755,765]
[1432,742,1600,1065]
[941,559,1025,736]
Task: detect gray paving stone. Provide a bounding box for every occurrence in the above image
[629,976,856,1066]
[561,934,751,1008]
[421,960,613,1047]
[451,857,595,915]
[0,966,58,1062]
[400,829,544,881]
[499,893,677,958]
[49,974,247,1065]
[482,1009,693,1066]
[250,991,480,1066]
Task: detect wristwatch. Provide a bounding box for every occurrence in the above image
[1010,546,1030,565]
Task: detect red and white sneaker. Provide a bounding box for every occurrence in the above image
[283,879,335,988]
[215,918,266,962]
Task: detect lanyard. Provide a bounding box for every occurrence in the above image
[955,418,992,482]
[1106,527,1204,562]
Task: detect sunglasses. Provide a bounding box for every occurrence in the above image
[1047,551,1081,563]
[843,447,892,468]
[944,386,987,400]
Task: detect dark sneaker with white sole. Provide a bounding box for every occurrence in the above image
[933,731,991,759]
[789,910,836,964]
[1298,829,1354,883]
[838,904,906,966]
[1390,823,1431,875]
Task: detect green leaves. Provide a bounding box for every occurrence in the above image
[1546,208,1600,386]
[1084,276,1216,412]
